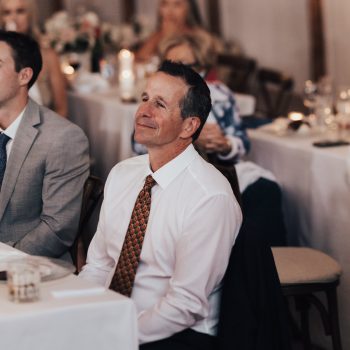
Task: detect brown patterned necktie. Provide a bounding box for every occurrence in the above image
[109,175,156,297]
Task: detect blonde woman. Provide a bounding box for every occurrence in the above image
[0,0,68,117]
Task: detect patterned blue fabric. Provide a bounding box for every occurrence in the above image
[208,81,250,163]
[132,81,250,165]
[0,133,10,188]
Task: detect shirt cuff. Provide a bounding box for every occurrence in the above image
[217,135,244,161]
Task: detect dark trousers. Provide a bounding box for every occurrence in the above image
[139,329,216,350]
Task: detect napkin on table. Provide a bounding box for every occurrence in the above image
[51,286,106,299]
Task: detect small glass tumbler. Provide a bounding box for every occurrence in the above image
[7,262,41,303]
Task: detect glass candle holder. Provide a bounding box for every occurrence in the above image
[7,262,41,303]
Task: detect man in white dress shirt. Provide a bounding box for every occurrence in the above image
[80,61,242,349]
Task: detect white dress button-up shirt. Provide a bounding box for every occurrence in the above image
[80,144,242,344]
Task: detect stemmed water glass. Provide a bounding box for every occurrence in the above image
[335,87,350,139]
[303,80,318,117]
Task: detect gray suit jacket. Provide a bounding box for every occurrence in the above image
[0,99,90,259]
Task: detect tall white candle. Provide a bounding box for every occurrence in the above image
[118,49,135,101]
[118,49,134,70]
[119,70,135,100]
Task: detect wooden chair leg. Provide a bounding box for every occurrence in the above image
[286,298,302,340]
[295,296,312,350]
[326,288,342,350]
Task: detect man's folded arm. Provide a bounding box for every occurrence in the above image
[14,126,90,257]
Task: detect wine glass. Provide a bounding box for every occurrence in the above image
[60,53,82,84]
[100,53,118,86]
[68,53,82,71]
[303,80,318,117]
[336,87,350,139]
[336,86,350,115]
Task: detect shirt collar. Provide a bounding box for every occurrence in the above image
[1,105,27,139]
[147,144,198,189]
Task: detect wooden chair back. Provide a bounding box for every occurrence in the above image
[71,175,104,272]
[217,54,257,94]
[256,68,294,119]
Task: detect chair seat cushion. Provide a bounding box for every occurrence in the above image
[272,247,342,285]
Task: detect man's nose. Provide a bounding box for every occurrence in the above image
[137,102,153,117]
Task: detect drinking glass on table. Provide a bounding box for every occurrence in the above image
[336,87,350,139]
[303,80,318,117]
[315,94,335,135]
[60,52,83,83]
[100,52,118,86]
[304,77,334,131]
[7,262,41,303]
[67,52,82,71]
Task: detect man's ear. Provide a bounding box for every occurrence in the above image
[18,67,33,87]
[180,117,201,140]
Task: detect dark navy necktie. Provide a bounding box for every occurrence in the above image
[0,133,10,188]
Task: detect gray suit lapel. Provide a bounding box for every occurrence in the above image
[0,99,40,221]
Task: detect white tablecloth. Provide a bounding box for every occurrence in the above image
[0,243,138,350]
[247,128,350,349]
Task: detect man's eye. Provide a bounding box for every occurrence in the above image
[156,101,165,108]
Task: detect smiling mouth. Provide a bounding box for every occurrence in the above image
[136,120,157,129]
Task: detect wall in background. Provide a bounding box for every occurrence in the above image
[219,0,350,92]
[323,0,350,90]
[36,0,61,24]
[220,0,310,92]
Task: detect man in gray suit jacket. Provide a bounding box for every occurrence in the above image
[0,31,89,259]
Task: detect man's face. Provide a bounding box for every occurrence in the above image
[134,71,189,149]
[0,41,21,106]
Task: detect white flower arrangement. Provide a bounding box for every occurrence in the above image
[45,11,153,54]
